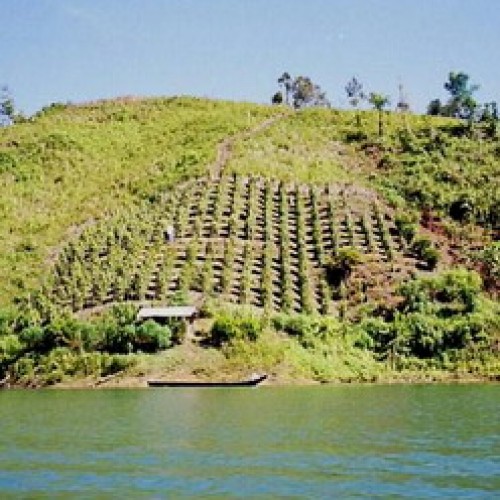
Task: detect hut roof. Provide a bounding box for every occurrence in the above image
[137,306,197,320]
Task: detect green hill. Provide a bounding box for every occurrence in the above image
[0,97,281,303]
[0,97,498,386]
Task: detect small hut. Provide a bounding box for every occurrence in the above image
[137,306,198,339]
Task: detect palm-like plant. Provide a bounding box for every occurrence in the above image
[369,92,390,137]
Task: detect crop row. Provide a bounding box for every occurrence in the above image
[47,175,417,313]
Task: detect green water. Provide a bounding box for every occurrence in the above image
[0,384,499,498]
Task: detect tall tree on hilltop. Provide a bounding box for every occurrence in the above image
[345,76,365,126]
[272,73,330,109]
[278,72,293,106]
[427,71,479,120]
[345,77,365,109]
[292,75,330,109]
[445,72,479,120]
[427,98,443,116]
[369,92,390,137]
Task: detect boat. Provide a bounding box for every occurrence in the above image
[147,374,267,388]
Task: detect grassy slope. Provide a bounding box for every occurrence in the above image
[227,107,499,272]
[227,107,500,220]
[0,97,281,305]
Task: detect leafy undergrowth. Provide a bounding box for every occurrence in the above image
[4,283,498,387]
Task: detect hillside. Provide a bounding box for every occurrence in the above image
[0,97,283,303]
[0,97,499,386]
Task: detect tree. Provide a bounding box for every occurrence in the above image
[345,77,365,126]
[0,86,14,126]
[277,72,293,106]
[479,101,498,137]
[292,75,330,109]
[345,77,365,109]
[273,73,330,109]
[427,98,443,116]
[444,71,479,100]
[369,92,390,136]
[271,91,283,105]
[427,71,479,120]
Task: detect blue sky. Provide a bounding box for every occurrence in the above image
[2,0,499,115]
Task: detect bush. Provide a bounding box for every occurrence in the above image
[9,349,136,386]
[100,322,136,354]
[110,303,139,327]
[360,317,394,353]
[272,314,341,349]
[399,279,432,313]
[449,196,473,222]
[475,242,500,292]
[325,247,363,287]
[210,314,263,346]
[394,212,418,243]
[370,270,493,363]
[19,325,50,352]
[411,236,439,270]
[0,309,15,337]
[432,269,482,312]
[399,269,482,314]
[0,334,23,378]
[135,320,172,352]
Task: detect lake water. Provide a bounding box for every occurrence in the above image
[0,384,499,498]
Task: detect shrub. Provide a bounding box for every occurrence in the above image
[0,335,23,377]
[100,353,135,377]
[474,242,500,292]
[399,269,482,315]
[373,270,493,362]
[360,317,395,353]
[110,303,138,327]
[135,320,172,352]
[411,236,439,269]
[0,309,15,338]
[19,325,51,352]
[399,278,432,313]
[9,349,136,386]
[325,247,363,287]
[272,314,340,349]
[209,314,263,346]
[449,196,473,222]
[394,212,418,243]
[100,321,136,354]
[432,269,482,312]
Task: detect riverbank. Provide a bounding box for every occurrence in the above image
[13,341,495,389]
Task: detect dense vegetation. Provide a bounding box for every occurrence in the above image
[0,96,498,386]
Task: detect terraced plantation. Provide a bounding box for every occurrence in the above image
[48,174,423,315]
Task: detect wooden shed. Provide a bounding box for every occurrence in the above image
[137,306,198,339]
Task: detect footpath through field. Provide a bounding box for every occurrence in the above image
[209,111,292,179]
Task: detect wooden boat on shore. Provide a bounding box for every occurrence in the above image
[147,374,267,388]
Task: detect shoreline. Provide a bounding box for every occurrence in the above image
[2,341,498,391]
[2,369,498,390]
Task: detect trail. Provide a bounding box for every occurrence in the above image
[209,112,291,180]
